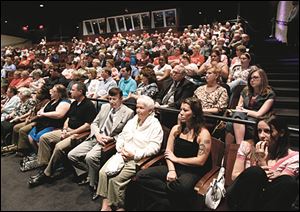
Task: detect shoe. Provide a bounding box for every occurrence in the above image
[1,144,17,154]
[77,176,90,185]
[15,151,25,157]
[21,153,37,165]
[92,192,99,201]
[30,169,45,179]
[28,173,50,187]
[20,159,41,172]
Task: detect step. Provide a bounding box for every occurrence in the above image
[274,108,299,117]
[262,66,299,73]
[277,116,299,127]
[267,73,299,80]
[274,97,299,109]
[269,79,299,88]
[273,87,299,97]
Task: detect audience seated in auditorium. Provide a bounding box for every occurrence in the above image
[29,69,45,94]
[1,88,35,147]
[132,97,212,211]
[1,87,20,122]
[105,59,120,82]
[194,65,228,115]
[26,84,71,155]
[153,56,172,83]
[84,68,99,98]
[229,44,247,70]
[198,49,229,83]
[8,71,22,88]
[97,95,163,211]
[118,64,137,98]
[44,65,69,88]
[190,44,205,67]
[227,52,254,92]
[13,85,51,157]
[227,115,299,211]
[28,82,96,186]
[226,68,276,145]
[155,64,196,109]
[68,87,134,200]
[95,67,118,99]
[15,70,33,89]
[124,67,158,103]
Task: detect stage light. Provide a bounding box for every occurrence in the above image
[22,25,28,31]
[39,24,44,29]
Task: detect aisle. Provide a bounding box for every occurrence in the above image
[1,154,100,211]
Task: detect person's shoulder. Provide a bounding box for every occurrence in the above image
[61,99,71,104]
[120,104,134,113]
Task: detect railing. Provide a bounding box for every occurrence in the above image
[88,98,299,133]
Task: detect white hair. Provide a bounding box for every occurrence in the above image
[18,87,32,97]
[137,95,155,111]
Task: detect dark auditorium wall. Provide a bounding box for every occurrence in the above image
[2,1,278,42]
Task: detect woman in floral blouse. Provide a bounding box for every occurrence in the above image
[1,87,36,145]
[193,65,228,115]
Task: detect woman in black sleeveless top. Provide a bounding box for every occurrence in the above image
[130,97,212,211]
[27,84,70,153]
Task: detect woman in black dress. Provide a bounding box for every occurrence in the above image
[131,97,212,210]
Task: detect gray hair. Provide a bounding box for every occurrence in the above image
[137,95,155,112]
[19,87,32,97]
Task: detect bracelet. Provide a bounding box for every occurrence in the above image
[169,170,175,172]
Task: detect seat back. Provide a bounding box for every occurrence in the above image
[224,143,240,186]
[211,137,225,168]
[228,84,246,109]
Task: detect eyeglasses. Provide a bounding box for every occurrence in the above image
[250,76,260,80]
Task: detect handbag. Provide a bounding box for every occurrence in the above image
[105,153,125,177]
[205,165,226,209]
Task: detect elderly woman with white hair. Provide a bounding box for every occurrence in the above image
[1,87,36,147]
[97,95,164,211]
[29,69,45,93]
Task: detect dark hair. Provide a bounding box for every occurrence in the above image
[211,49,221,58]
[140,67,157,84]
[258,115,289,160]
[73,81,87,96]
[246,68,272,96]
[37,85,51,101]
[177,97,205,138]
[123,63,132,73]
[108,87,123,98]
[102,67,112,76]
[181,54,191,63]
[53,84,68,99]
[8,87,18,95]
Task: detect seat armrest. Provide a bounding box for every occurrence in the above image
[139,154,165,170]
[102,141,116,152]
[70,131,90,142]
[194,166,221,196]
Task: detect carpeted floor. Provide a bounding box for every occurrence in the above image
[1,153,101,211]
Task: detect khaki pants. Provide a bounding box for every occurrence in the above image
[38,129,83,176]
[97,158,136,208]
[13,122,36,150]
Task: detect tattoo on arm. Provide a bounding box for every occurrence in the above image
[198,144,206,156]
